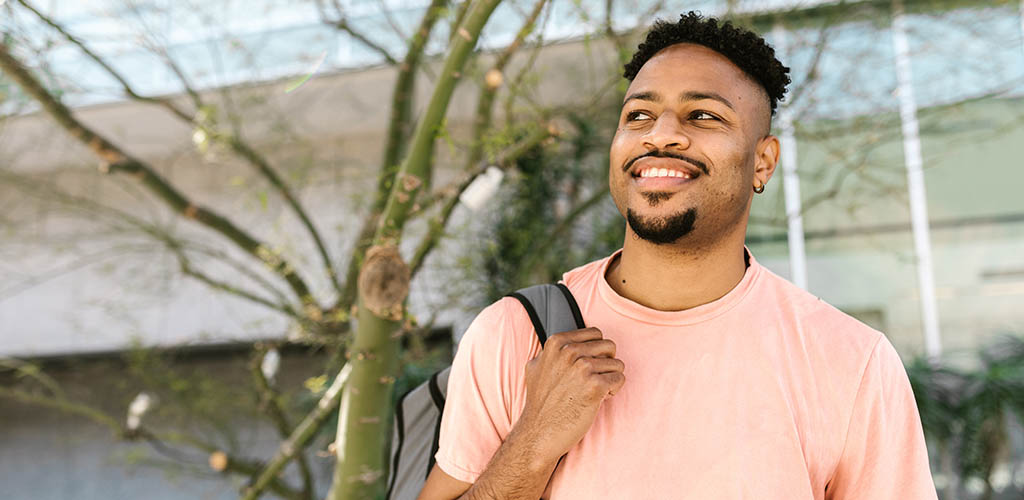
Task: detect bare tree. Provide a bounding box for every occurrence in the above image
[0,0,622,497]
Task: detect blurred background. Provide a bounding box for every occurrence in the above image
[1,0,1022,498]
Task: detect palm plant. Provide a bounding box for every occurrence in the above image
[907,334,1024,500]
[907,353,967,498]
[958,335,1024,500]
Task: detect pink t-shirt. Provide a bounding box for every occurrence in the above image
[436,249,937,499]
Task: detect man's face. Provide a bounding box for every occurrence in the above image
[609,43,776,246]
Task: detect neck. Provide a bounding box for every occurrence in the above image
[605,227,748,311]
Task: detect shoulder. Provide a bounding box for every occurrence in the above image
[757,264,883,349]
[455,296,542,366]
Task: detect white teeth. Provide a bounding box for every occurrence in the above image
[638,168,693,178]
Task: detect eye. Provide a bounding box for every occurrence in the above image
[690,110,720,121]
[625,110,652,122]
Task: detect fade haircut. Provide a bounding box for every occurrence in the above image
[623,11,791,115]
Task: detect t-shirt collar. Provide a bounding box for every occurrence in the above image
[595,246,761,326]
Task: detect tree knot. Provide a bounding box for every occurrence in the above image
[357,245,409,320]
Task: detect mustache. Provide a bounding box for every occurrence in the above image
[623,150,709,176]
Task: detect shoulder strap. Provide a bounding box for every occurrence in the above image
[506,283,585,346]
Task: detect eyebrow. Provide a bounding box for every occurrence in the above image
[623,90,735,111]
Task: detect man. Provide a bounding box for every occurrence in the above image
[419,12,937,500]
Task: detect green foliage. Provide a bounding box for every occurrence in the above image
[393,342,452,406]
[121,347,260,450]
[465,107,624,305]
[907,333,1024,496]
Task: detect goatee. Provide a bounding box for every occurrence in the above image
[626,207,697,244]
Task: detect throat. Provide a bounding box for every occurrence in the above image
[605,246,749,312]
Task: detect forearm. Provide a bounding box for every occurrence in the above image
[459,423,560,500]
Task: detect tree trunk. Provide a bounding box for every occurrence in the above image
[326,299,402,500]
[326,0,504,494]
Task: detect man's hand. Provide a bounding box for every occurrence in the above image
[516,327,626,465]
[419,327,625,500]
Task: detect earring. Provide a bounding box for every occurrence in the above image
[753,182,765,194]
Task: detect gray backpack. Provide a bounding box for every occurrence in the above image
[386,283,585,500]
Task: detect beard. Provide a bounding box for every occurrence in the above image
[626,207,697,244]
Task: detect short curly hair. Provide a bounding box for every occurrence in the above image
[623,11,791,115]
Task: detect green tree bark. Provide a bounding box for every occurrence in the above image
[326,0,504,498]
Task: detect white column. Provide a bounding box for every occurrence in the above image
[891,0,942,360]
[771,22,808,290]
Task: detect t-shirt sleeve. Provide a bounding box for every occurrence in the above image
[825,336,938,499]
[434,297,537,483]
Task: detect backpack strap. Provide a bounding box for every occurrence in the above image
[426,370,446,478]
[506,282,585,346]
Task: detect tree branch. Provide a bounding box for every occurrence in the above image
[519,185,610,274]
[374,0,503,242]
[334,18,400,66]
[182,243,297,310]
[464,0,548,170]
[337,0,451,311]
[0,386,303,499]
[0,169,301,316]
[242,363,351,500]
[782,12,834,108]
[409,124,554,277]
[250,347,315,500]
[222,135,344,297]
[316,0,400,66]
[13,0,194,122]
[17,0,345,298]
[174,248,301,319]
[373,0,413,47]
[329,3,503,490]
[501,9,552,127]
[448,0,473,45]
[0,43,318,308]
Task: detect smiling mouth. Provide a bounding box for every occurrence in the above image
[629,159,701,190]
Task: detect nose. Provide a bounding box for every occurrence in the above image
[642,112,691,151]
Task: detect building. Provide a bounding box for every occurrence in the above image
[1,0,1022,497]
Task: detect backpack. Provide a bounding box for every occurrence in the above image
[386,283,586,500]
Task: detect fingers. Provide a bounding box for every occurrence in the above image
[560,338,616,361]
[575,356,624,375]
[599,371,627,396]
[546,328,604,346]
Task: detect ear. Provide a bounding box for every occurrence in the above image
[753,135,780,190]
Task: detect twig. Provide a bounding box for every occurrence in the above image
[465,0,549,170]
[316,0,399,66]
[0,386,304,499]
[336,0,451,311]
[519,185,610,274]
[250,347,316,499]
[0,358,66,398]
[409,125,553,277]
[175,249,301,319]
[0,170,300,315]
[17,0,344,298]
[242,364,351,500]
[12,0,194,121]
[0,44,318,308]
